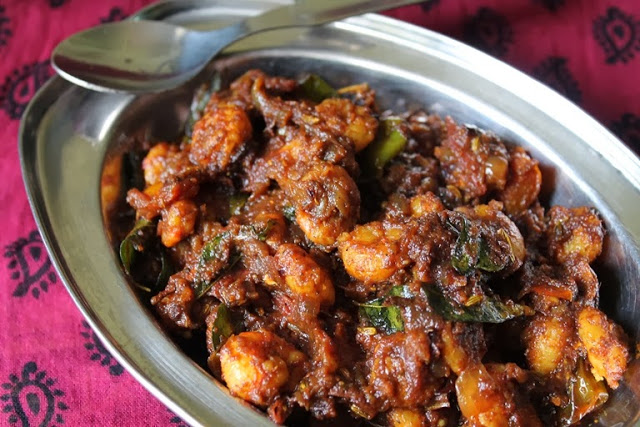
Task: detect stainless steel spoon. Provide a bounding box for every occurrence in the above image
[52,0,424,93]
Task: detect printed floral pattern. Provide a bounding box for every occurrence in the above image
[594,7,640,64]
[0,61,52,119]
[4,231,57,299]
[1,362,68,426]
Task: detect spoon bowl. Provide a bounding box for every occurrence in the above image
[52,20,218,93]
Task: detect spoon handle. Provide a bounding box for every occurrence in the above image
[192,0,425,71]
[244,0,425,31]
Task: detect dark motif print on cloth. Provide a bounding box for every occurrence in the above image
[593,7,640,64]
[533,0,565,12]
[48,0,67,9]
[81,321,124,376]
[168,408,189,427]
[0,6,12,47]
[1,361,69,425]
[611,113,640,151]
[5,230,57,299]
[420,0,440,12]
[0,61,52,120]
[100,7,129,23]
[532,56,582,104]
[463,7,513,58]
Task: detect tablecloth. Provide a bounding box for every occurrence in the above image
[1,0,638,426]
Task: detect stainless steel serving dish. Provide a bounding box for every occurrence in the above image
[19,0,640,425]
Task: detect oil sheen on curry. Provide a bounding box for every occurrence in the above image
[110,70,633,426]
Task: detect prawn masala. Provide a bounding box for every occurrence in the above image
[114,70,633,426]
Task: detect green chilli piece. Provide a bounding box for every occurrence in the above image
[362,117,407,176]
[299,74,337,103]
[559,358,608,425]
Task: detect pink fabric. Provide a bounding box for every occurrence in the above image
[0,0,638,425]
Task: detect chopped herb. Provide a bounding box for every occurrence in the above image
[450,218,509,275]
[253,219,277,242]
[357,298,404,334]
[119,218,155,275]
[299,74,337,103]
[194,221,274,299]
[282,205,296,222]
[211,303,234,351]
[183,73,221,141]
[194,251,241,299]
[195,232,229,297]
[194,231,239,299]
[424,286,531,323]
[388,285,413,298]
[229,192,250,216]
[201,232,229,263]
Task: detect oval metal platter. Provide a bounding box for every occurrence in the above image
[19,0,640,425]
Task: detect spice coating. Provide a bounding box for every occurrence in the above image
[115,70,632,426]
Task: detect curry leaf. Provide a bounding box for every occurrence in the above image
[476,238,507,272]
[122,151,145,191]
[424,286,531,323]
[119,218,155,275]
[358,298,404,334]
[211,303,234,351]
[155,249,173,290]
[451,217,475,275]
